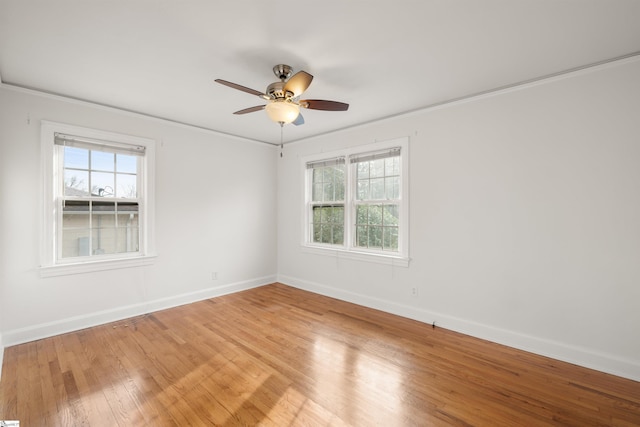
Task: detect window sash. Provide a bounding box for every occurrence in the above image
[353,201,400,251]
[61,145,141,199]
[58,199,141,259]
[309,203,345,245]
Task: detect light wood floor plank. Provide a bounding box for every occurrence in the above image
[1,283,639,426]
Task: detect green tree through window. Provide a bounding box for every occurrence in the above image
[305,142,406,261]
[308,158,346,245]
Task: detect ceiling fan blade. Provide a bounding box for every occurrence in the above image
[233,105,265,115]
[292,113,305,126]
[283,71,313,98]
[300,99,349,111]
[215,79,268,98]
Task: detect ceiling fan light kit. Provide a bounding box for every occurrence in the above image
[215,64,349,126]
[265,100,300,124]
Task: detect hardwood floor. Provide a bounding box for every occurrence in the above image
[1,283,639,426]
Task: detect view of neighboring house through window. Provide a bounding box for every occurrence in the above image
[60,140,142,259]
[304,137,409,265]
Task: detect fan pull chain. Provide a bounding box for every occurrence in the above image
[280,122,284,158]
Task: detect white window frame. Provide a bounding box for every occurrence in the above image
[302,137,409,267]
[40,121,156,277]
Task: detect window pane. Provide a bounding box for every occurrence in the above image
[312,223,320,243]
[116,154,137,174]
[331,206,344,224]
[313,206,322,223]
[64,170,89,196]
[368,205,383,225]
[385,176,399,199]
[368,226,383,248]
[320,224,331,243]
[63,201,90,228]
[334,165,345,201]
[117,203,139,251]
[357,161,369,179]
[356,205,367,225]
[91,172,115,196]
[61,199,90,258]
[383,204,399,226]
[317,206,327,223]
[64,147,88,169]
[332,225,344,245]
[117,212,139,228]
[61,229,90,258]
[383,227,399,251]
[92,201,116,228]
[312,183,323,202]
[357,179,369,200]
[334,166,345,183]
[322,166,334,183]
[91,150,114,172]
[92,228,117,255]
[370,159,385,178]
[116,173,137,198]
[313,168,323,184]
[323,183,334,202]
[370,178,385,200]
[116,226,139,253]
[356,225,368,247]
[335,179,345,201]
[385,156,399,176]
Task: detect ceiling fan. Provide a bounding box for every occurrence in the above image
[215,64,349,126]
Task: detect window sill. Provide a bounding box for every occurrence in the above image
[302,245,410,267]
[39,254,157,278]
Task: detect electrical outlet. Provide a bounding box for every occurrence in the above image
[211,272,218,280]
[411,287,418,296]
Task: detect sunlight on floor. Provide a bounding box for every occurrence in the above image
[310,334,405,423]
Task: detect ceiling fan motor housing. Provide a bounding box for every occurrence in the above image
[267,81,293,100]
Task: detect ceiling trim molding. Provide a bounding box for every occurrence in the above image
[286,50,640,146]
[3,51,638,148]
[0,82,280,147]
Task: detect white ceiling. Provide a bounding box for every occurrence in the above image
[1,1,639,145]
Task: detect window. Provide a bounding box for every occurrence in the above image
[41,121,156,276]
[304,137,409,266]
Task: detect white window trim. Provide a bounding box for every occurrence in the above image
[40,121,157,277]
[302,137,410,267]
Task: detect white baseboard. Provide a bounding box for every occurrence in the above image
[0,332,4,382]
[278,274,640,382]
[2,275,276,348]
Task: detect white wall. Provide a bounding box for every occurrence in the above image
[0,86,278,347]
[277,58,640,381]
